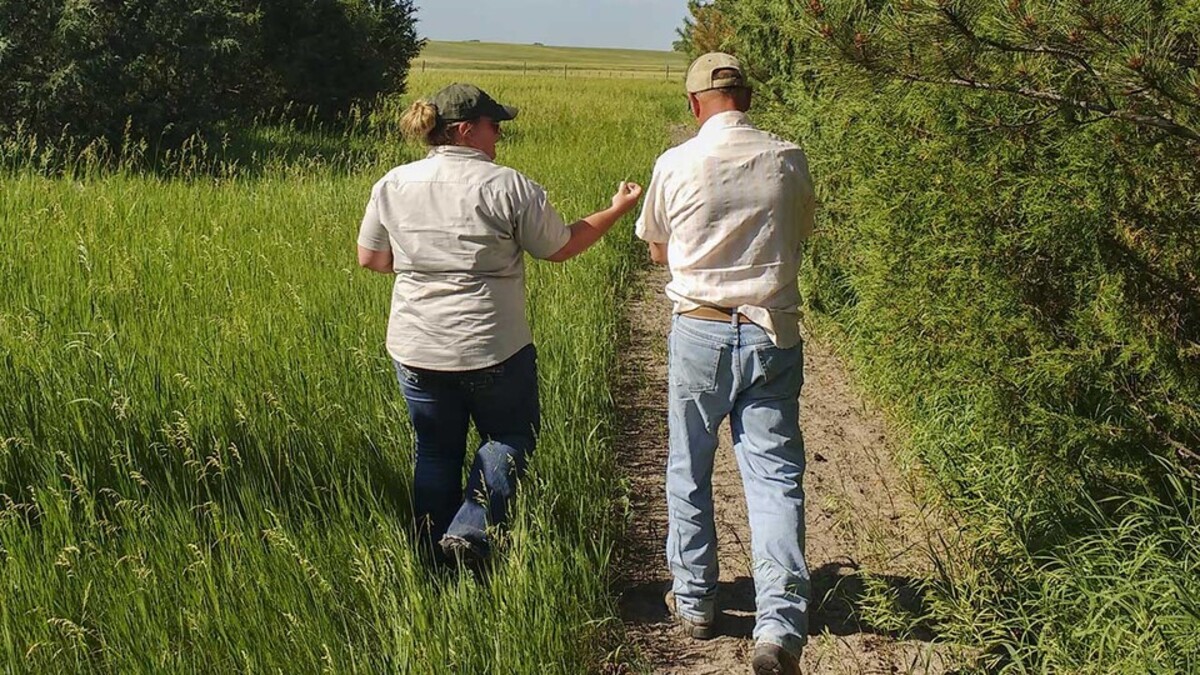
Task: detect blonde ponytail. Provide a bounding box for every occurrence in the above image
[399,100,440,144]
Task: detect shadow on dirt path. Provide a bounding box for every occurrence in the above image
[613,265,961,674]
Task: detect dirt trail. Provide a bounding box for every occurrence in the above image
[614,265,956,675]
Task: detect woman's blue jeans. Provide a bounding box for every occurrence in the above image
[394,344,539,556]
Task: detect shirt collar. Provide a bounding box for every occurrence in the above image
[697,111,752,137]
[427,145,493,162]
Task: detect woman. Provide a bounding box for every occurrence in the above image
[356,83,642,565]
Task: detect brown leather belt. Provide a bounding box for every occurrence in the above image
[680,306,754,324]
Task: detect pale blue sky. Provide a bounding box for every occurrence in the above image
[412,0,689,51]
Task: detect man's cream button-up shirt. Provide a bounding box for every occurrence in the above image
[358,146,571,371]
[635,111,816,348]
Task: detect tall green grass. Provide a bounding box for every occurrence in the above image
[0,72,686,673]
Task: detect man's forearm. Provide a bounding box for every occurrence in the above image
[648,242,668,265]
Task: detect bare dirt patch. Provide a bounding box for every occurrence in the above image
[613,265,958,674]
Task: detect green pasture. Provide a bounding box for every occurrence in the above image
[416,40,686,77]
[0,71,687,673]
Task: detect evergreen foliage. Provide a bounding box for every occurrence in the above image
[672,0,735,58]
[0,0,422,145]
[679,0,1200,670]
[256,0,422,120]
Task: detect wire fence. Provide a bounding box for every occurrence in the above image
[416,59,685,80]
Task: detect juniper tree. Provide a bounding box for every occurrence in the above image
[673,0,735,58]
[806,0,1200,143]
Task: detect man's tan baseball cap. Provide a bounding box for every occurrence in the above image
[685,52,747,94]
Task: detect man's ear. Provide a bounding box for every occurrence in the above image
[688,94,701,119]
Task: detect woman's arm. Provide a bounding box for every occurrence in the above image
[357,245,395,274]
[356,184,395,274]
[545,182,643,263]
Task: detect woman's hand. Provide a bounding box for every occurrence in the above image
[611,181,644,214]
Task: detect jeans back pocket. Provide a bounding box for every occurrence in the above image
[752,342,804,394]
[669,331,723,394]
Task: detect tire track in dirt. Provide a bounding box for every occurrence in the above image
[613,264,958,674]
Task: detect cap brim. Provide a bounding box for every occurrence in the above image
[493,103,519,121]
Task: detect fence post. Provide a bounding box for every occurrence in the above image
[563,64,568,78]
[666,64,670,80]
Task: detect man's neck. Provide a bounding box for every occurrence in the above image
[697,103,744,127]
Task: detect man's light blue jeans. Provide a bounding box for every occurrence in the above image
[667,314,808,658]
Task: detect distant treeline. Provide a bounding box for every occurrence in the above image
[677,0,1199,671]
[0,0,422,144]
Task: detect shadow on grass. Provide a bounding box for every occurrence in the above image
[619,562,937,641]
[213,125,400,178]
[2,120,410,180]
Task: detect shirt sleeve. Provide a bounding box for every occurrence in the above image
[792,152,816,242]
[635,158,671,244]
[514,180,571,260]
[356,182,392,252]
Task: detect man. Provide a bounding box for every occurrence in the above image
[635,53,816,675]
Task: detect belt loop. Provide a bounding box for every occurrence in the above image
[730,309,739,328]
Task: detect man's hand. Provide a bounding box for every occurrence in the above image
[611,181,644,214]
